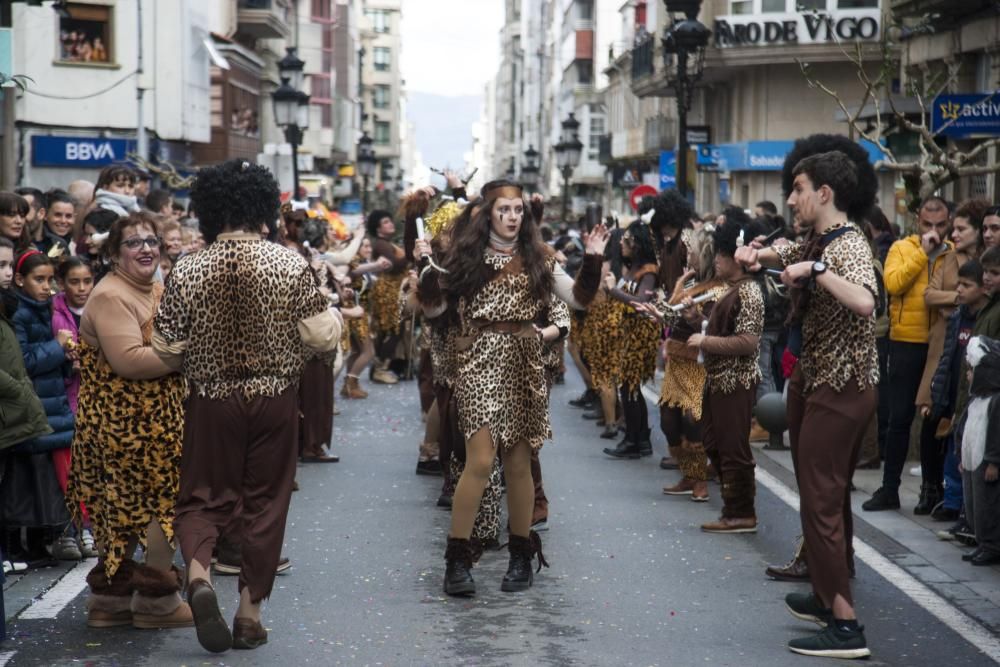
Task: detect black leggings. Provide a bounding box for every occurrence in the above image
[659,404,703,448]
[620,386,648,441]
[377,332,400,360]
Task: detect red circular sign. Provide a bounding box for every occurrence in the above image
[629,185,657,211]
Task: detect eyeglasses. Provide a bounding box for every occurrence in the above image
[120,236,161,250]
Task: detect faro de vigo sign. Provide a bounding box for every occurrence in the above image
[714,10,880,48]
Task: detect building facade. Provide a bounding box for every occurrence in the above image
[359,0,405,188]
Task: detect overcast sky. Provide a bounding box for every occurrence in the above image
[399,0,503,97]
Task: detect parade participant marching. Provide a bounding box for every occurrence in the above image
[603,219,660,460]
[736,150,879,659]
[69,215,193,630]
[153,160,342,653]
[635,225,725,501]
[414,179,573,597]
[367,209,409,384]
[685,214,764,532]
[340,236,392,399]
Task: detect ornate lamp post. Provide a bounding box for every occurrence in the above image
[272,47,310,199]
[662,0,710,200]
[357,132,377,213]
[521,145,540,193]
[554,113,583,224]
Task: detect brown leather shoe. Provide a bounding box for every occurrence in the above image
[691,480,709,502]
[341,376,368,399]
[232,616,268,650]
[187,579,232,653]
[749,419,769,443]
[765,552,809,581]
[663,478,696,495]
[701,516,758,534]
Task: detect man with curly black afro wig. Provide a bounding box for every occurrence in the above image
[153,159,343,654]
[648,188,695,289]
[781,134,877,224]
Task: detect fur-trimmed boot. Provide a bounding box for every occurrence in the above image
[341,375,368,399]
[131,564,194,629]
[444,537,475,597]
[86,559,137,628]
[501,530,549,592]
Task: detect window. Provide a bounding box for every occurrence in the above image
[797,0,826,9]
[227,82,259,136]
[58,3,113,64]
[311,76,332,129]
[312,0,332,20]
[321,28,333,71]
[589,112,605,160]
[373,85,390,109]
[373,47,391,72]
[761,0,785,11]
[366,9,390,33]
[374,121,391,145]
[729,0,753,15]
[577,0,593,20]
[837,0,877,6]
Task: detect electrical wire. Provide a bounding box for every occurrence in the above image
[24,70,138,100]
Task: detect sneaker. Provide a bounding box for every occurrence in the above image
[909,464,922,477]
[530,518,548,532]
[48,535,82,561]
[785,592,833,626]
[787,623,871,659]
[79,529,99,559]
[213,556,291,576]
[861,486,900,512]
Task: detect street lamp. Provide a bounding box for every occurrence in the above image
[662,0,710,200]
[522,145,540,192]
[357,132,377,213]
[272,76,306,199]
[278,47,306,91]
[554,112,583,224]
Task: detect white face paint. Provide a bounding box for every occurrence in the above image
[490,196,524,243]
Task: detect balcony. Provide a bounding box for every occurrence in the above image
[890,0,990,20]
[598,134,612,165]
[237,0,291,40]
[630,37,654,81]
[644,116,676,155]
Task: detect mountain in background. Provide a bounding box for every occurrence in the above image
[406,91,482,173]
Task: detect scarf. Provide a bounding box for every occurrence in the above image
[94,189,140,218]
[488,231,517,254]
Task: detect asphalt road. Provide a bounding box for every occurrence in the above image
[4,372,998,666]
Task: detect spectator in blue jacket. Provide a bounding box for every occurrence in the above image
[3,249,78,562]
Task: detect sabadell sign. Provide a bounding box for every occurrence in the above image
[714,10,880,48]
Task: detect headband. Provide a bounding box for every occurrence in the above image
[15,249,42,275]
[481,184,523,201]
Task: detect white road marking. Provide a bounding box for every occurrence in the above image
[0,651,16,666]
[18,561,91,619]
[642,383,1000,662]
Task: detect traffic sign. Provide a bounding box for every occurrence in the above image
[630,184,657,211]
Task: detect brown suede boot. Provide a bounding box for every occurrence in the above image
[86,560,136,628]
[341,375,368,399]
[131,564,194,629]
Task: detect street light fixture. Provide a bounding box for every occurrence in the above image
[554,112,584,224]
[278,47,306,91]
[522,145,540,190]
[662,0,710,200]
[357,132,377,212]
[272,76,308,198]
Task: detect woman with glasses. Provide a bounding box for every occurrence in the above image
[67,213,193,631]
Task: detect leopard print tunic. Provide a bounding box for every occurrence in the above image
[618,264,662,395]
[67,293,185,581]
[455,252,570,451]
[774,222,880,393]
[345,259,371,346]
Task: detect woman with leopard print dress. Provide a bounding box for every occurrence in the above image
[68,214,193,630]
[414,180,606,597]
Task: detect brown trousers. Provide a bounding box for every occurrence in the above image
[418,348,435,414]
[174,386,299,603]
[299,358,334,457]
[702,384,757,518]
[787,368,877,609]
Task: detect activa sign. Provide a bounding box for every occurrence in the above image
[32,135,137,168]
[714,10,880,48]
[931,94,1000,138]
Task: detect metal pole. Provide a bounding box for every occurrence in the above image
[561,167,569,223]
[676,50,688,199]
[363,174,369,213]
[136,0,148,162]
[289,127,301,200]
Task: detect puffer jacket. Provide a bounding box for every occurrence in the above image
[50,292,81,413]
[12,292,74,453]
[0,310,52,451]
[884,235,952,344]
[929,305,977,420]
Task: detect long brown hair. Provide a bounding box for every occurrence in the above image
[440,180,553,303]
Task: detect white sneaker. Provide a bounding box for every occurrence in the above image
[909,464,922,477]
[48,535,82,561]
[78,529,98,558]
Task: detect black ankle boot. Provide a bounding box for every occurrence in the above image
[501,531,549,592]
[603,434,640,459]
[569,388,598,408]
[914,482,942,516]
[444,537,475,596]
[637,429,652,457]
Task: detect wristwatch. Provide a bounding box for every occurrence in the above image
[811,261,828,279]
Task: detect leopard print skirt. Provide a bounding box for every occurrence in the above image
[659,344,707,421]
[369,273,405,336]
[620,313,661,395]
[67,342,186,581]
[449,455,502,547]
[579,298,626,391]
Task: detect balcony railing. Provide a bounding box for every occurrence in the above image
[631,37,655,81]
[644,116,676,154]
[237,0,290,39]
[890,0,989,20]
